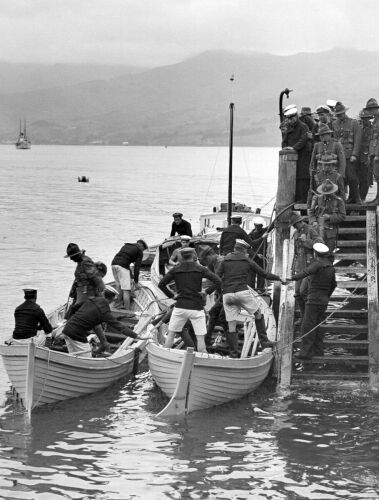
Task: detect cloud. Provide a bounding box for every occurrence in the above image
[0,0,377,66]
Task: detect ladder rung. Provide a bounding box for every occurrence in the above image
[337,240,366,247]
[334,266,367,273]
[334,253,366,260]
[336,281,367,288]
[339,227,366,234]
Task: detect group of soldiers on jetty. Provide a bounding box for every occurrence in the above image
[13,94,379,363]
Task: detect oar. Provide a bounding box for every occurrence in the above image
[157,347,196,418]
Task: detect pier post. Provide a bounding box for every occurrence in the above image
[272,149,297,321]
[367,208,379,390]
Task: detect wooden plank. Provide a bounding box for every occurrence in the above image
[339,228,366,234]
[334,267,367,273]
[333,253,367,260]
[336,281,367,289]
[277,237,295,389]
[157,348,195,417]
[367,209,379,390]
[337,240,367,247]
[25,340,36,418]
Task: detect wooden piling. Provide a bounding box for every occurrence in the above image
[272,150,297,321]
[367,208,379,391]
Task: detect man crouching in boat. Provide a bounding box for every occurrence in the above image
[10,288,53,346]
[60,285,139,357]
[215,239,283,357]
[158,247,221,353]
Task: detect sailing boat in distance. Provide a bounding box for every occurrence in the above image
[15,119,31,149]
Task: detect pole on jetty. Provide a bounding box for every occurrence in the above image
[272,150,298,321]
[366,208,379,390]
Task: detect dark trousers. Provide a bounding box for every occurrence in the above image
[205,298,228,345]
[358,159,370,200]
[346,159,360,202]
[298,302,328,358]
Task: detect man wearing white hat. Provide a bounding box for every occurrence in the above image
[215,239,283,357]
[286,242,336,360]
[281,106,310,203]
[12,288,53,346]
[168,235,197,266]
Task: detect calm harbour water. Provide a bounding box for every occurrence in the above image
[1,145,379,499]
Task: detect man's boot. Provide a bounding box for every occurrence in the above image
[350,183,362,204]
[255,315,275,348]
[365,181,379,205]
[226,332,239,358]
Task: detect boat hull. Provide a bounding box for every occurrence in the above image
[147,342,273,412]
[0,341,145,408]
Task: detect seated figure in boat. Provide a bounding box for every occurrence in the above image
[214,239,283,357]
[168,235,197,266]
[219,216,267,256]
[170,212,192,237]
[111,239,148,312]
[11,288,53,346]
[308,179,346,252]
[60,285,139,357]
[158,247,221,353]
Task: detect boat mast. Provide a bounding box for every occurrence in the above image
[227,75,235,226]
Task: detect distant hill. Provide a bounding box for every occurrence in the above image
[0,49,377,146]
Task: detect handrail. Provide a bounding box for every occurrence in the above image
[367,208,379,390]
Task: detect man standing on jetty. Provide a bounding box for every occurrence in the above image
[287,242,336,361]
[11,288,53,346]
[111,239,148,311]
[170,212,192,237]
[158,247,221,353]
[364,98,379,205]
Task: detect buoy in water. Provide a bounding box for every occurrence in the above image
[78,176,89,183]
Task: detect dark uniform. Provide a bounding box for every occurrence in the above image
[170,219,192,237]
[358,118,373,200]
[308,193,346,252]
[72,255,105,305]
[248,225,268,291]
[368,117,379,198]
[13,300,53,340]
[292,257,336,359]
[309,140,346,178]
[282,118,310,203]
[332,114,362,203]
[112,243,144,284]
[220,225,257,256]
[292,223,324,320]
[63,296,136,344]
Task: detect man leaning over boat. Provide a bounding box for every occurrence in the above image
[215,239,284,357]
[59,285,140,357]
[158,247,221,353]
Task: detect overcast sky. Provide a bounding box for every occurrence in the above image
[1,0,378,67]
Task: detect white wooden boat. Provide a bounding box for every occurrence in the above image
[146,289,276,416]
[0,282,161,414]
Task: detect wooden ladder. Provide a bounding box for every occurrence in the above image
[286,203,379,385]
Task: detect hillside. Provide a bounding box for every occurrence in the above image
[0,48,377,146]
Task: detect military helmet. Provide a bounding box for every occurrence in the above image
[364,98,379,110]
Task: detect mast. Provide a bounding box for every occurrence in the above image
[24,119,27,138]
[227,75,235,226]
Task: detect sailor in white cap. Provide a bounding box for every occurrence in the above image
[286,241,336,361]
[12,288,53,346]
[215,239,283,357]
[61,284,141,357]
[281,102,310,204]
[248,216,268,291]
[169,235,197,266]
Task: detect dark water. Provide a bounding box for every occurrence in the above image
[1,146,379,499]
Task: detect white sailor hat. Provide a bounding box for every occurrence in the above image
[180,235,192,241]
[235,239,250,248]
[283,106,298,117]
[313,242,329,255]
[253,216,266,226]
[104,285,119,297]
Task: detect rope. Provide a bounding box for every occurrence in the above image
[276,266,370,354]
[201,148,221,212]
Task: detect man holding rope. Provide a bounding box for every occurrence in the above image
[286,242,336,361]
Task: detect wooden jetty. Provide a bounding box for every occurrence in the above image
[274,150,379,390]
